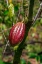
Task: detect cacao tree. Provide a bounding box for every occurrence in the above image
[0,0,42,64]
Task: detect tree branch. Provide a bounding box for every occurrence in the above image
[13,0,35,64]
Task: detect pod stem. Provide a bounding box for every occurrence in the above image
[13,0,35,64]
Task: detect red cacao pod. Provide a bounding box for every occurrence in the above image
[9,22,25,45]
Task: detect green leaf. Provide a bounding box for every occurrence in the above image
[35,56,40,61]
[4,10,8,16]
[40,18,42,25]
[28,61,31,64]
[0,60,11,64]
[39,55,42,63]
[20,59,26,64]
[14,5,19,12]
[29,53,37,58]
[0,60,4,64]
[3,62,12,64]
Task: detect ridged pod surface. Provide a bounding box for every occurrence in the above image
[9,22,25,45]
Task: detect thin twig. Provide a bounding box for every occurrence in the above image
[1,28,10,54]
[33,2,42,24]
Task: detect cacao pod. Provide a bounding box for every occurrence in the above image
[9,22,25,45]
